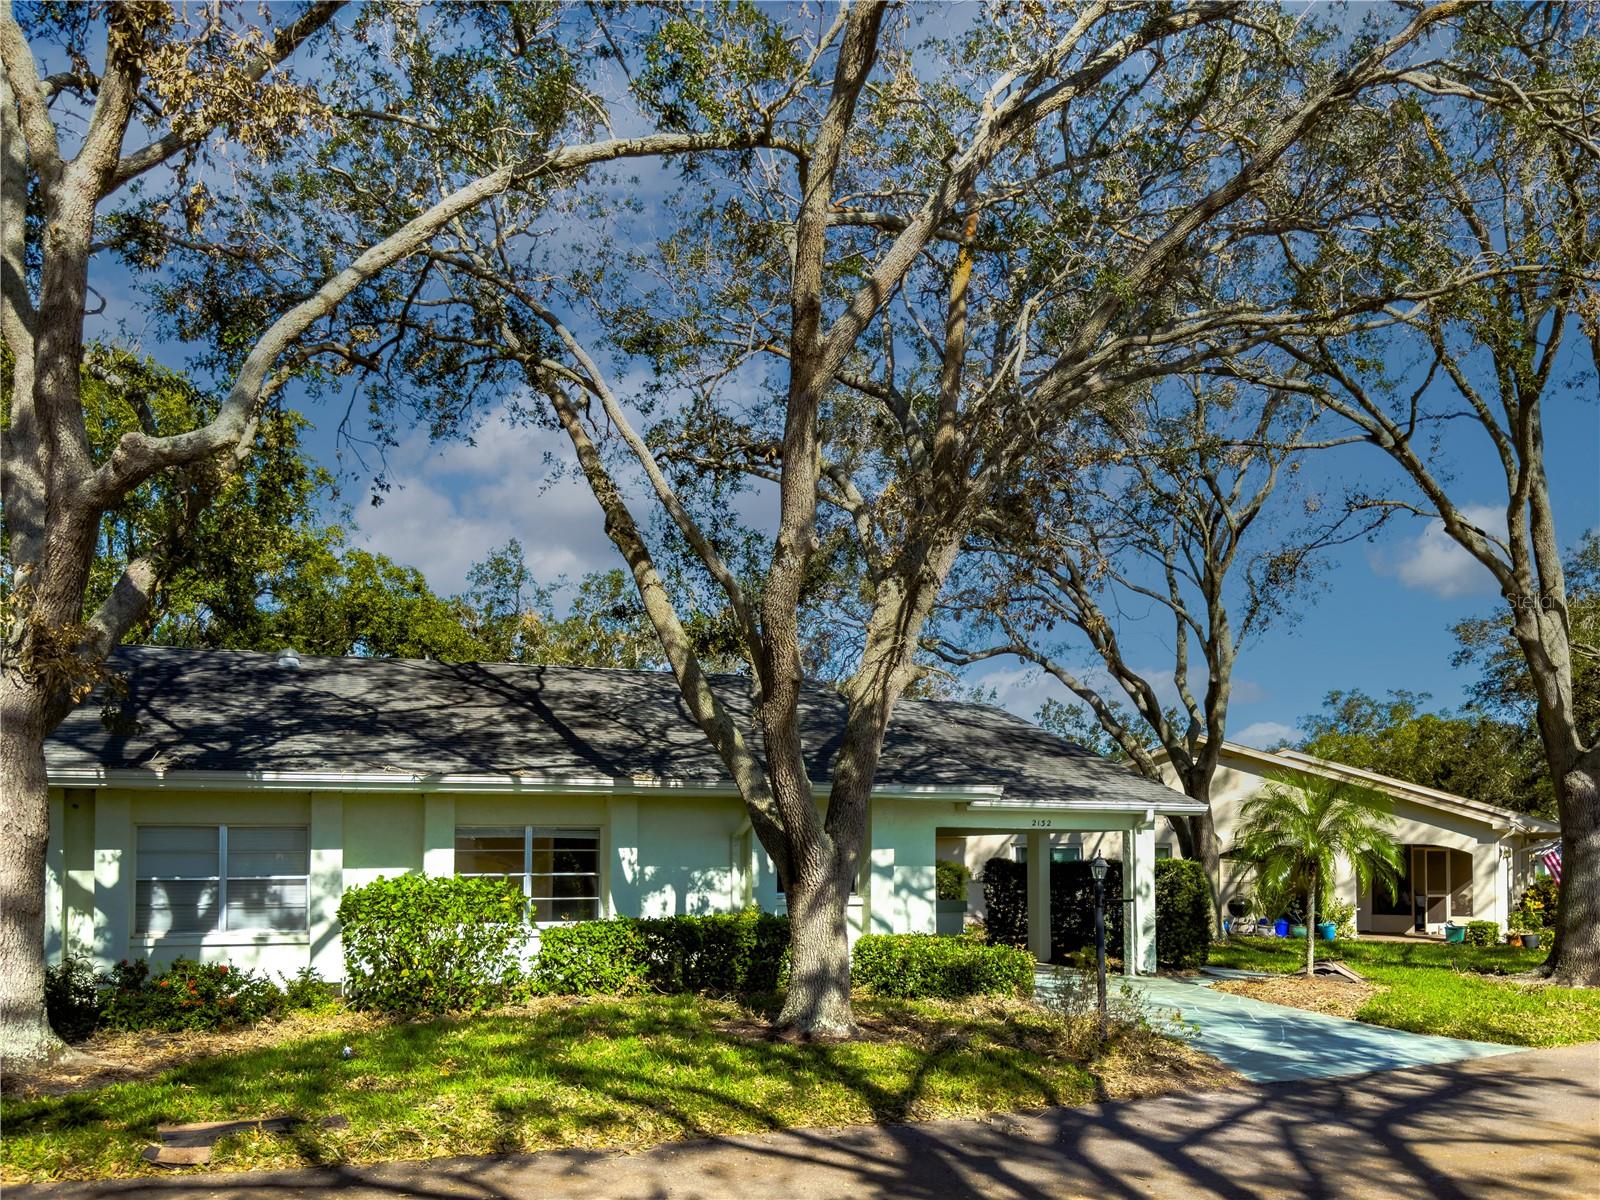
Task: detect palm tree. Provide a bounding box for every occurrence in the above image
[1233,774,1404,973]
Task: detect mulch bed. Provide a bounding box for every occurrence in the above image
[1211,974,1381,1019]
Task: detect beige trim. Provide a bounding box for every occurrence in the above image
[1150,741,1557,834]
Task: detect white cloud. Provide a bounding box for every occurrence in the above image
[350,403,618,594]
[1378,504,1506,599]
[1231,679,1266,705]
[1233,720,1299,750]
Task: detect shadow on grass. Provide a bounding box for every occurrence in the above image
[9,1041,1598,1200]
[2,996,1078,1184]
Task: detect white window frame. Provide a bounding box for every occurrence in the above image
[455,825,602,923]
[134,824,309,937]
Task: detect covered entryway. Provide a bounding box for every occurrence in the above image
[1362,842,1486,934]
[933,808,1182,976]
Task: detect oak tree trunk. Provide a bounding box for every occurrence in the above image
[1546,758,1600,987]
[0,675,60,1069]
[776,858,857,1039]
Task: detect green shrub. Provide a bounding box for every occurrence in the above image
[339,874,530,1015]
[527,919,649,995]
[982,857,1124,952]
[980,856,1212,969]
[1465,920,1500,947]
[529,913,791,996]
[281,966,339,1012]
[936,860,972,902]
[44,955,101,1042]
[1153,858,1212,969]
[636,911,790,995]
[1516,875,1560,929]
[852,933,1035,999]
[100,958,284,1032]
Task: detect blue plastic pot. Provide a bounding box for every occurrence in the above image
[1444,923,1466,943]
[1317,921,1338,941]
[1273,918,1290,938]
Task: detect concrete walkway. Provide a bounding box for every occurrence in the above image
[1100,973,1520,1083]
[16,1043,1599,1199]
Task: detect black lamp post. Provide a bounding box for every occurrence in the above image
[1090,854,1109,1039]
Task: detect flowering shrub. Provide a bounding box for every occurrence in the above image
[1515,876,1560,929]
[99,958,289,1032]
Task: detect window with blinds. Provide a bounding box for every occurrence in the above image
[456,826,601,922]
[135,825,309,936]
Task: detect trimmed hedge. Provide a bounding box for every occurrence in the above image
[1154,859,1212,969]
[852,934,1035,999]
[339,874,530,1015]
[979,855,1211,969]
[530,912,790,996]
[530,919,650,995]
[1465,919,1501,947]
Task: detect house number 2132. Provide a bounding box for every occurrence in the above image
[1030,819,1053,828]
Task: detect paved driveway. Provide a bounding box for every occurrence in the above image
[15,1043,1598,1199]
[1036,970,1520,1083]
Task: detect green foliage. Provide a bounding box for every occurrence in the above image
[981,857,1122,956]
[43,956,101,1043]
[851,935,1035,999]
[1231,773,1404,970]
[634,912,791,995]
[1464,920,1500,948]
[281,966,340,1013]
[99,959,285,1033]
[527,920,649,996]
[338,875,531,1016]
[1152,859,1212,970]
[1299,688,1552,818]
[979,857,1211,969]
[528,913,790,997]
[1515,875,1560,929]
[936,860,972,902]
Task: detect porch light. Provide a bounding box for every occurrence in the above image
[1089,854,1109,883]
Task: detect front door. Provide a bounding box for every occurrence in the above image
[1413,847,1449,931]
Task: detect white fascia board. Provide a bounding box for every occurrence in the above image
[965,796,1205,816]
[49,767,1012,804]
[45,767,620,794]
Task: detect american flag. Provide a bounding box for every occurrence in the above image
[1539,845,1563,884]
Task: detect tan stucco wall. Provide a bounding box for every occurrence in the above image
[946,750,1530,933]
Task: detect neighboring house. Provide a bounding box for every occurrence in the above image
[947,740,1556,934]
[41,647,1204,980]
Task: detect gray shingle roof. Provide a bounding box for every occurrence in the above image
[46,646,1200,811]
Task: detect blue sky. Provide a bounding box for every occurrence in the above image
[75,4,1599,751]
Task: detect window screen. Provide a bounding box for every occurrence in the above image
[457,826,602,922]
[136,825,308,935]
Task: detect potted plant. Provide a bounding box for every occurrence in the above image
[1508,912,1540,949]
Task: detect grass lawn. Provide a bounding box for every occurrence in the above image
[0,993,1225,1185]
[1208,937,1600,1047]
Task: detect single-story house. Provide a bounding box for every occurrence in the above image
[945,740,1556,935]
[41,647,1205,980]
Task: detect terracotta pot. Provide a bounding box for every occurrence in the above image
[1507,933,1523,947]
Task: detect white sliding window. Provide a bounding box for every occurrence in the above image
[135,825,309,936]
[456,826,601,922]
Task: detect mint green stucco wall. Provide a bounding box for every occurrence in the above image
[45,787,1082,980]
